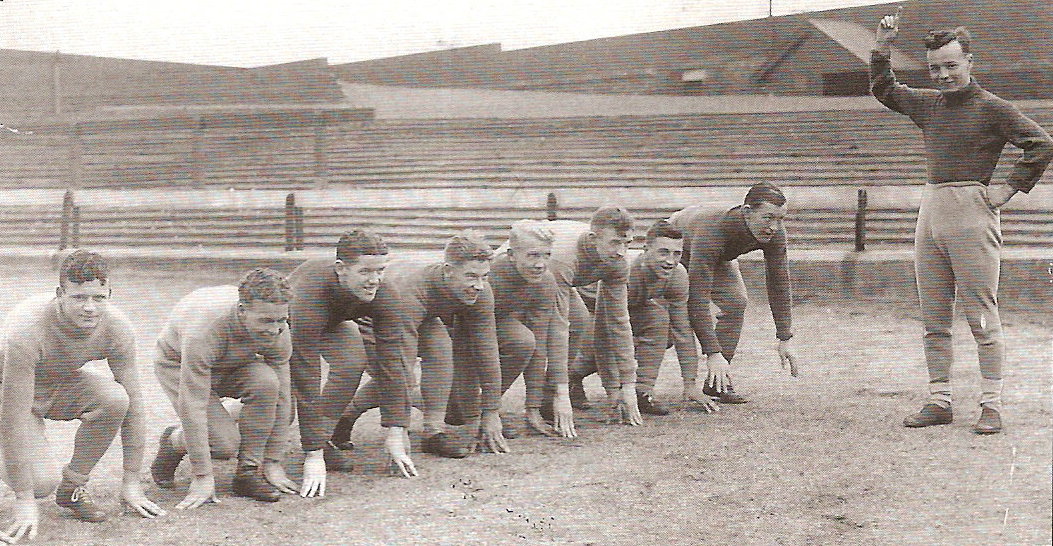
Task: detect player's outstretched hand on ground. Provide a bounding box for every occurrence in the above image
[262,462,298,494]
[176,474,219,510]
[385,427,418,478]
[526,408,558,437]
[552,391,578,438]
[682,381,719,413]
[477,411,510,454]
[1,499,39,544]
[606,385,642,426]
[122,473,165,518]
[778,338,799,377]
[300,450,326,498]
[705,354,732,393]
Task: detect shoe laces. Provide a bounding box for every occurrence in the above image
[70,486,92,504]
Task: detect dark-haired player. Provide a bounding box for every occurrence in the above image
[1,250,162,543]
[150,268,297,508]
[627,220,718,415]
[670,182,800,404]
[286,230,416,499]
[547,206,642,425]
[872,10,1052,433]
[339,231,509,456]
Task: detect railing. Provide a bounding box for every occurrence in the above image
[3,189,1045,252]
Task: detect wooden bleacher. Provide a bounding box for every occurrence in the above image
[1,106,1051,250]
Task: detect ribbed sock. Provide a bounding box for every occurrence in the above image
[927,382,952,409]
[979,378,1003,411]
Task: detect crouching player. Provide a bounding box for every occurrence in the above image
[151,268,297,507]
[287,230,417,499]
[338,231,509,457]
[446,220,577,439]
[1,250,162,544]
[628,220,718,415]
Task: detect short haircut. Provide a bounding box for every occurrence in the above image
[444,230,494,265]
[59,249,109,287]
[508,220,554,249]
[590,206,634,234]
[238,267,293,305]
[924,27,971,53]
[336,229,388,263]
[645,219,683,243]
[744,182,787,208]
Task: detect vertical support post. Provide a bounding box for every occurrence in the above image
[284,193,296,251]
[60,190,74,250]
[71,205,81,249]
[546,192,558,221]
[855,188,868,251]
[294,206,305,250]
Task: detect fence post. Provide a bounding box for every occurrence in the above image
[546,192,558,221]
[284,193,296,251]
[60,190,74,250]
[294,206,305,250]
[71,204,80,249]
[854,188,867,251]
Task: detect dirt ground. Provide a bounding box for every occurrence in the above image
[0,263,1049,545]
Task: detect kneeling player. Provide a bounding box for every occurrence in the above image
[151,268,297,507]
[1,250,162,543]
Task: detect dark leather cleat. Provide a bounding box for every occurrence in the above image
[150,425,185,489]
[903,403,953,428]
[55,481,109,522]
[323,440,355,472]
[972,406,1002,435]
[702,384,749,404]
[232,468,281,502]
[637,392,670,416]
[569,379,592,410]
[421,432,471,459]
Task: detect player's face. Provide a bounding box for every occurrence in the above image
[509,239,553,283]
[644,236,683,278]
[238,300,290,343]
[926,40,972,91]
[444,259,491,305]
[592,227,632,261]
[744,202,787,243]
[56,280,110,329]
[335,254,388,302]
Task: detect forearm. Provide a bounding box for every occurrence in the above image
[593,281,636,391]
[668,303,699,382]
[765,247,794,341]
[1,355,37,492]
[113,363,146,473]
[176,397,213,476]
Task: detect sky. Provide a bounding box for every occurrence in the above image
[0,0,893,67]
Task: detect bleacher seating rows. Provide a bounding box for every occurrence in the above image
[1,106,1051,250]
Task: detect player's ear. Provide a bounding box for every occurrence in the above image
[55,285,63,297]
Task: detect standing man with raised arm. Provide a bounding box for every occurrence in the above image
[287,230,417,499]
[871,9,1053,434]
[337,231,509,457]
[151,268,298,507]
[545,207,642,426]
[445,220,577,439]
[670,183,799,405]
[1,250,162,544]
